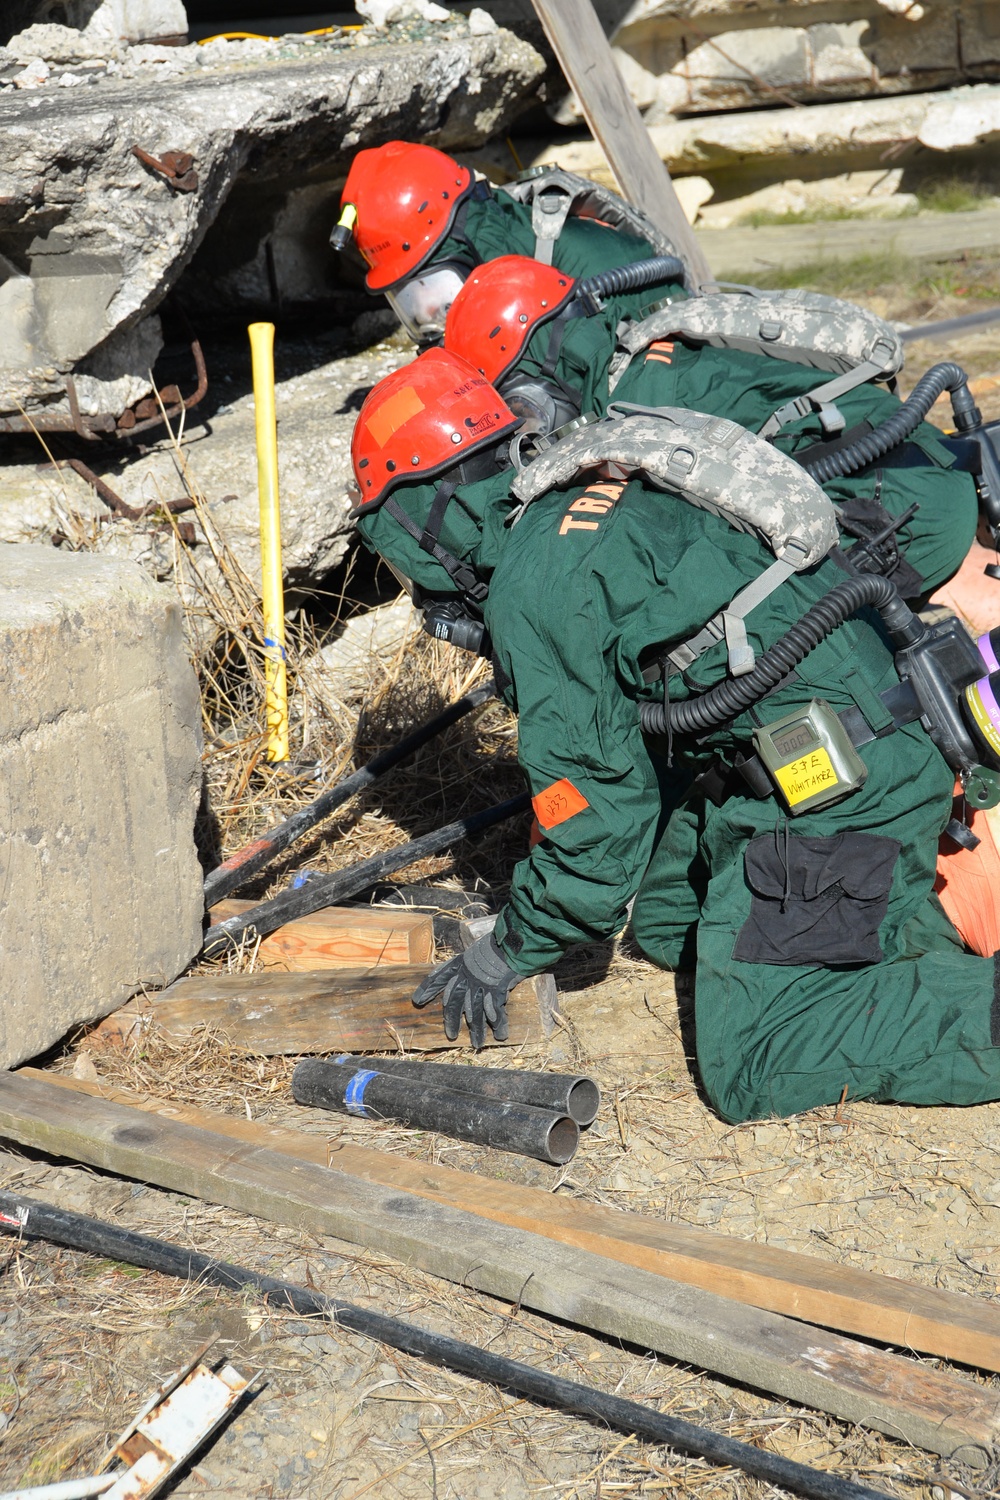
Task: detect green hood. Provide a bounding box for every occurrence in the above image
[355,464,515,598]
[435,194,655,279]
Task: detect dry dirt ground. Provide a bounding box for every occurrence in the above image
[5,233,1000,1500]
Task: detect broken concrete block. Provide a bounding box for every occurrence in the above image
[308,598,421,704]
[0,544,203,1068]
[696,168,915,228]
[0,22,543,423]
[531,83,1000,179]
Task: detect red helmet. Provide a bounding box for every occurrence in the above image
[337,142,474,292]
[444,256,577,385]
[352,347,520,509]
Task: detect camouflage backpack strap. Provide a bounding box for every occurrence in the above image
[618,286,904,438]
[498,165,682,272]
[510,404,839,675]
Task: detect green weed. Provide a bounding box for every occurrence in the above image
[916,176,997,214]
[751,250,915,296]
[739,205,865,228]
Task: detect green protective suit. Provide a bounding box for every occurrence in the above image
[358,456,999,1123]
[612,338,978,597]
[436,192,659,281]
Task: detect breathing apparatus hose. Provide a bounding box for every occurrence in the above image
[801,361,972,484]
[640,574,920,738]
[574,255,686,308]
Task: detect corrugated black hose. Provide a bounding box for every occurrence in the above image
[640,574,921,738]
[802,361,972,484]
[574,255,686,307]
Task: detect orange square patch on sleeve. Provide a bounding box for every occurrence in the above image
[531,777,590,831]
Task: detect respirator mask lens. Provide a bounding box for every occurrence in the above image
[500,374,580,437]
[386,263,469,343]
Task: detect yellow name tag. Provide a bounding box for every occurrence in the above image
[774,747,840,807]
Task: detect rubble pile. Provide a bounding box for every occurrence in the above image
[0,9,543,427]
[481,0,1000,223]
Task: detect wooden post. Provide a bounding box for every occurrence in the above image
[531,0,712,285]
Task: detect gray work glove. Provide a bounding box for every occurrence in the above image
[411,932,523,1049]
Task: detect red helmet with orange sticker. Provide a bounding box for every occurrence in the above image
[351,347,520,511]
[333,142,475,294]
[444,256,577,385]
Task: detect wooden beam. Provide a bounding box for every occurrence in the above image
[207,901,435,971]
[7,1070,999,1462]
[88,968,558,1053]
[28,1071,1000,1377]
[531,0,712,284]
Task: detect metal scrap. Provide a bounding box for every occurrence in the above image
[64,459,197,542]
[101,1356,253,1499]
[131,146,199,194]
[0,339,208,442]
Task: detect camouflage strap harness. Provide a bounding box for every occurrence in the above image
[617,286,904,440]
[511,404,839,676]
[499,165,683,275]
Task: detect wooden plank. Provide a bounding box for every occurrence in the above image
[530,0,712,284]
[88,968,558,1053]
[23,1076,1000,1385]
[1,1071,996,1461]
[207,900,435,971]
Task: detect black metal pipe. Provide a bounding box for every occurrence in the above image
[203,792,530,955]
[292,1058,580,1164]
[0,1192,894,1500]
[203,681,496,907]
[901,306,1000,343]
[330,1054,601,1126]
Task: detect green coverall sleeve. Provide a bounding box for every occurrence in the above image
[488,576,662,974]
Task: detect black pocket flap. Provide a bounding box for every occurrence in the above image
[744,832,901,903]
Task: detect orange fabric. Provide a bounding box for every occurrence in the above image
[532,777,590,830]
[365,385,425,449]
[528,816,544,849]
[935,786,1000,956]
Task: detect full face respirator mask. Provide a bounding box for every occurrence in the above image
[385,262,471,345]
[500,372,581,438]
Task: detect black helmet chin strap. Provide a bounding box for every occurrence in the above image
[383,468,491,608]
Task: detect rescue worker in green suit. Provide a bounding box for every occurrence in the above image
[329,141,682,345]
[442,256,980,606]
[611,332,978,604]
[350,347,1000,1124]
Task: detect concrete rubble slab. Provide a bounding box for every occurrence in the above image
[0,544,203,1069]
[0,332,413,597]
[520,82,1000,182]
[0,18,543,423]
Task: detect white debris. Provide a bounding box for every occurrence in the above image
[355,0,451,27]
[919,87,1000,152]
[7,22,123,63]
[467,7,498,33]
[57,70,84,85]
[14,58,50,88]
[874,0,925,18]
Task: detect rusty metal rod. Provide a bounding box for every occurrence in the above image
[66,459,196,521]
